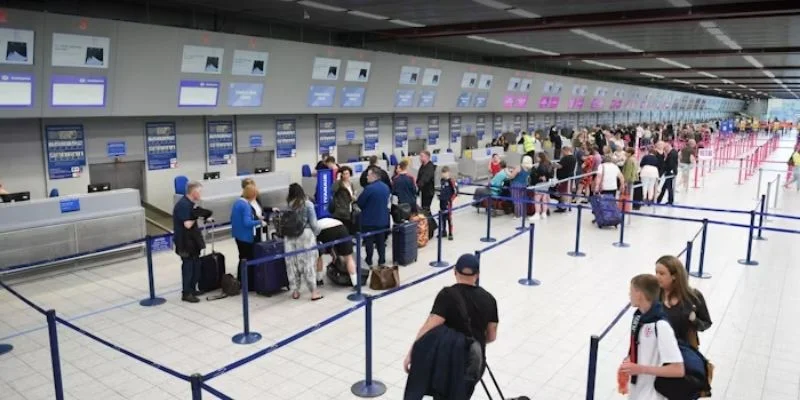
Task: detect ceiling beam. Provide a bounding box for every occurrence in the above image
[372,1,800,39]
[509,47,800,61]
[599,66,800,73]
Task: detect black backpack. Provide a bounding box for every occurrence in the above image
[278,208,307,238]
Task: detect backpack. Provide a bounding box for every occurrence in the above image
[447,287,484,384]
[653,322,713,399]
[278,207,307,238]
[329,187,353,221]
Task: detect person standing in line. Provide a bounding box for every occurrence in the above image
[596,155,625,198]
[231,184,266,270]
[677,139,697,193]
[360,155,391,188]
[654,255,712,348]
[658,143,678,205]
[508,155,532,221]
[519,130,536,160]
[488,153,503,177]
[357,167,391,267]
[416,150,436,211]
[392,160,418,212]
[530,153,554,221]
[438,166,458,240]
[554,146,577,212]
[173,181,210,303]
[786,142,800,191]
[283,183,322,300]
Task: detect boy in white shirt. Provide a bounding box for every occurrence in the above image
[620,274,685,400]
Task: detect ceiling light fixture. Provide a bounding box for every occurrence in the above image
[699,21,718,29]
[673,79,692,85]
[296,0,346,12]
[472,0,511,10]
[698,84,709,88]
[507,8,540,18]
[762,70,776,78]
[640,72,665,79]
[523,46,560,56]
[388,19,426,27]
[657,58,691,69]
[697,71,718,78]
[347,10,388,20]
[582,60,626,70]
[743,55,763,68]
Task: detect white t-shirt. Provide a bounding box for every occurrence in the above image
[599,162,621,191]
[317,217,343,230]
[629,320,683,400]
[249,199,265,241]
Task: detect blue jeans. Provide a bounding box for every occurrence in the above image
[362,225,387,266]
[181,257,201,294]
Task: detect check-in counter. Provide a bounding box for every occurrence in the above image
[459,148,494,181]
[0,189,146,271]
[174,172,291,225]
[409,153,459,184]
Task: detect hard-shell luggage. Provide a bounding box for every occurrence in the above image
[250,239,290,295]
[424,209,438,240]
[409,214,429,248]
[590,194,622,228]
[198,221,225,292]
[392,222,418,266]
[481,363,531,400]
[632,181,644,210]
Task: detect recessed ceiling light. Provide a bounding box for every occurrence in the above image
[640,72,665,79]
[467,35,485,41]
[699,21,718,29]
[657,58,691,69]
[472,0,511,10]
[389,19,426,27]
[582,60,626,70]
[673,79,692,85]
[507,8,540,18]
[697,71,718,78]
[743,55,763,68]
[698,84,709,88]
[297,0,346,12]
[523,46,560,56]
[762,70,776,78]
[347,10,388,20]
[749,88,756,92]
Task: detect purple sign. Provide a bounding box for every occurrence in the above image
[569,97,585,110]
[591,99,604,110]
[228,83,264,107]
[51,75,107,108]
[0,73,34,108]
[514,95,528,109]
[547,96,560,109]
[538,96,549,109]
[178,80,220,107]
[502,95,514,109]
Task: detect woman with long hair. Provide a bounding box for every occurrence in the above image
[508,155,533,220]
[284,183,323,300]
[654,255,712,347]
[231,184,265,262]
[530,153,553,220]
[575,144,596,203]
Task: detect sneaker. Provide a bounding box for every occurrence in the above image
[192,290,206,296]
[528,214,540,222]
[181,294,200,303]
[541,213,548,220]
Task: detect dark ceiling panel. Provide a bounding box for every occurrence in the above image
[579,22,724,51]
[501,0,675,17]
[484,30,619,54]
[304,0,517,25]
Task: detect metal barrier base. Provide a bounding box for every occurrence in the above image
[738,259,759,266]
[612,242,630,248]
[0,344,12,356]
[347,292,366,302]
[351,380,387,398]
[754,236,768,241]
[429,261,450,268]
[139,297,166,307]
[480,237,497,243]
[232,332,262,345]
[518,278,541,286]
[567,251,586,257]
[689,272,713,279]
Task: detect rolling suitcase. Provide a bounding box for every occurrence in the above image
[589,194,622,228]
[250,239,290,295]
[392,222,418,266]
[198,221,226,293]
[481,363,531,400]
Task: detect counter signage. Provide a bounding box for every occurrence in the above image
[107,141,126,158]
[59,198,80,213]
[150,235,173,253]
[395,89,415,107]
[394,117,408,148]
[276,119,297,158]
[476,115,486,141]
[450,115,461,143]
[427,116,439,146]
[145,122,177,171]
[493,115,503,139]
[318,118,337,155]
[456,92,472,108]
[472,93,488,108]
[249,134,263,149]
[364,117,379,151]
[45,124,86,179]
[527,115,536,133]
[513,115,522,133]
[418,90,436,108]
[206,121,234,166]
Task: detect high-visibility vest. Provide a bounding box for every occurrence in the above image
[522,135,535,153]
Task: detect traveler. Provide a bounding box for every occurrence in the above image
[639,149,661,205]
[575,147,596,203]
[416,151,436,211]
[283,183,322,300]
[438,166,458,240]
[392,160,418,212]
[316,217,358,287]
[530,153,554,220]
[619,274,685,399]
[488,153,502,177]
[657,143,678,205]
[359,155,391,188]
[654,255,712,347]
[520,130,536,159]
[333,165,355,199]
[489,161,510,196]
[596,155,625,198]
[173,181,211,303]
[621,148,638,205]
[404,253,499,399]
[554,146,577,212]
[357,166,391,267]
[677,139,697,193]
[231,184,266,263]
[509,156,532,220]
[785,142,800,191]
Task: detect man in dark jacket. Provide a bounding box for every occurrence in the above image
[658,143,678,205]
[356,167,391,267]
[359,155,390,188]
[173,181,210,303]
[392,160,418,212]
[554,146,577,212]
[416,150,437,211]
[404,254,499,399]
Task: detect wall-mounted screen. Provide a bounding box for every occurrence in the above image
[418,90,436,108]
[422,68,441,86]
[0,73,33,107]
[345,60,371,82]
[521,79,533,92]
[399,66,420,85]
[457,92,472,108]
[395,89,415,107]
[231,50,268,76]
[478,74,493,90]
[341,86,366,108]
[312,57,341,80]
[308,85,336,107]
[178,80,219,107]
[51,33,109,69]
[181,45,224,74]
[461,72,477,89]
[227,82,263,107]
[1,28,34,65]
[51,75,106,107]
[508,78,521,92]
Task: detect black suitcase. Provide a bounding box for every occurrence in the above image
[250,239,290,295]
[633,180,644,211]
[326,257,369,287]
[198,222,225,292]
[392,222,418,266]
[481,363,530,400]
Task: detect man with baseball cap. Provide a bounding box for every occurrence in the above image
[404,254,499,396]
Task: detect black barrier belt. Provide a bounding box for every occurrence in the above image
[0,237,149,274]
[0,279,47,314]
[201,383,235,400]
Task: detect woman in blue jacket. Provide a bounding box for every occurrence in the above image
[231,184,265,262]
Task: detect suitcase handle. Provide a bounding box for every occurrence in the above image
[203,218,216,255]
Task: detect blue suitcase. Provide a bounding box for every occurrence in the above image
[249,240,290,295]
[589,194,622,228]
[392,222,418,266]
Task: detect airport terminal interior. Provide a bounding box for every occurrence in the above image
[1,0,800,399]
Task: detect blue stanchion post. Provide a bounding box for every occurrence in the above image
[613,211,630,248]
[567,205,587,257]
[46,310,65,400]
[684,241,693,274]
[585,335,599,400]
[481,197,497,243]
[0,343,12,356]
[518,224,541,286]
[191,374,203,400]
[351,296,387,398]
[349,234,366,301]
[738,210,760,266]
[690,219,712,279]
[516,196,527,232]
[755,194,767,241]
[232,260,262,345]
[139,236,167,307]
[429,212,450,268]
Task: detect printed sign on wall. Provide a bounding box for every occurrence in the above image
[276,119,297,159]
[450,115,461,143]
[318,118,337,155]
[394,117,408,148]
[206,121,234,166]
[364,117,379,151]
[427,116,439,146]
[145,122,177,170]
[45,125,85,179]
[1,28,35,65]
[181,45,223,74]
[52,33,110,69]
[476,115,486,140]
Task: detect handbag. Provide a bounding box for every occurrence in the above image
[369,266,400,290]
[350,203,362,231]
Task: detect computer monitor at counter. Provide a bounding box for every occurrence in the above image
[203,171,221,180]
[88,183,111,193]
[0,191,31,203]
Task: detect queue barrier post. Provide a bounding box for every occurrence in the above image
[518,224,541,287]
[693,161,700,189]
[774,174,781,209]
[755,194,767,241]
[429,212,450,268]
[613,210,630,248]
[684,241,694,274]
[690,219,712,279]
[765,181,774,222]
[139,236,166,307]
[474,250,482,287]
[585,335,600,400]
[737,158,744,185]
[738,210,760,266]
[481,196,497,243]
[515,198,528,232]
[191,374,203,400]
[348,233,366,301]
[567,205,587,257]
[232,260,262,345]
[46,310,65,400]
[755,168,763,200]
[0,343,12,356]
[351,296,387,398]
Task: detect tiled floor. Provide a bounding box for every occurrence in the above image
[1,136,799,400]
